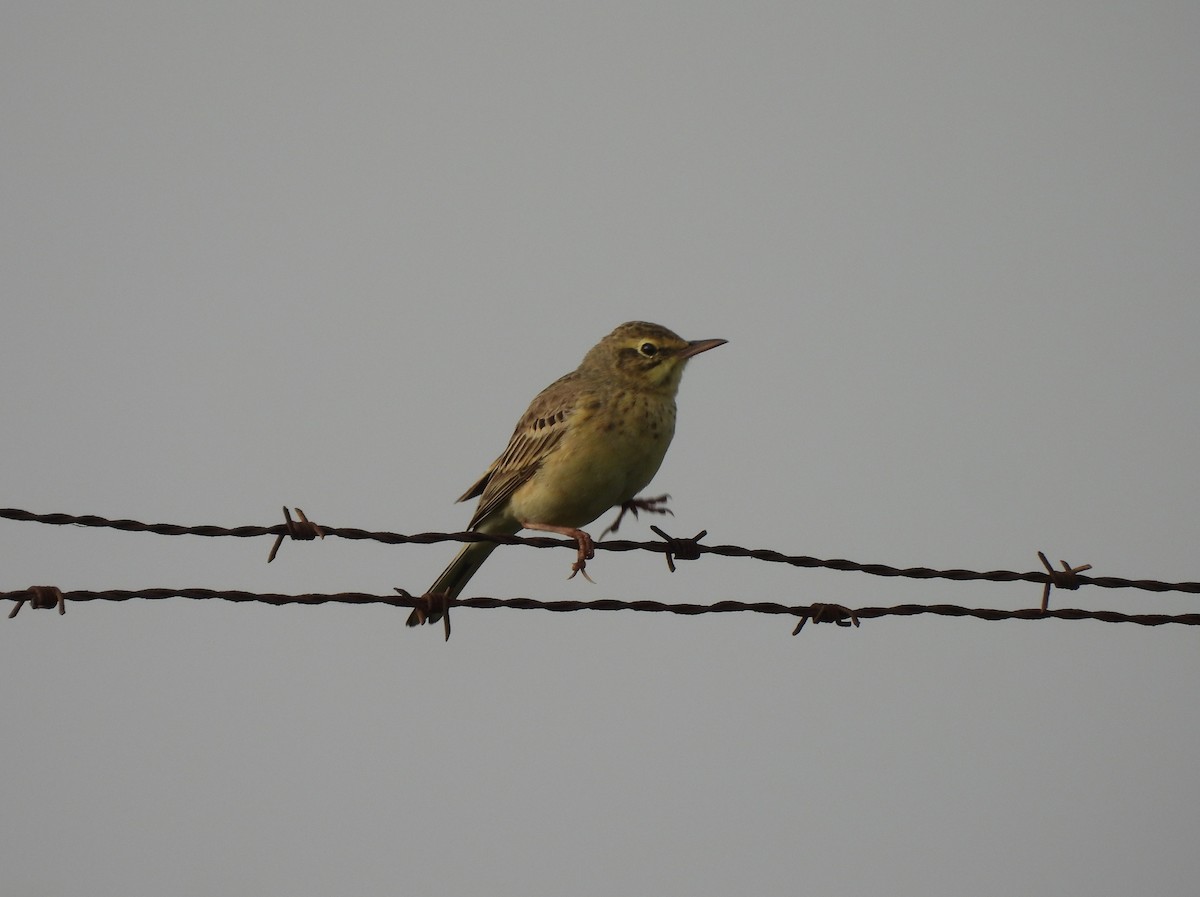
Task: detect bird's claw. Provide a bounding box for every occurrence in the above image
[568,562,596,584]
[566,531,596,582]
[599,493,674,538]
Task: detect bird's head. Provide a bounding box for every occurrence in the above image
[583,321,726,394]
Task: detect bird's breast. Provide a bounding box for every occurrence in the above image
[508,392,677,528]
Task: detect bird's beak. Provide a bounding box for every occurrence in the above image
[679,338,727,358]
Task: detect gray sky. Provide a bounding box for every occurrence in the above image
[3,2,1199,895]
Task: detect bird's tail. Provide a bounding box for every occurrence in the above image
[406,539,499,626]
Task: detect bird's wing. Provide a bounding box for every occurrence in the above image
[460,373,580,530]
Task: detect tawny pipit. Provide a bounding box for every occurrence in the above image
[406,321,725,627]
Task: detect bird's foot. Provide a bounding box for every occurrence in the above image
[521,521,596,583]
[567,530,596,582]
[599,493,673,538]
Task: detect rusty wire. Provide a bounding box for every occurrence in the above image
[3,506,1199,596]
[3,587,1199,628]
[4,506,1199,634]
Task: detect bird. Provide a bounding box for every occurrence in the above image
[406,321,726,630]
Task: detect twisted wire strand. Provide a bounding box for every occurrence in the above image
[3,587,1199,627]
[3,506,1198,595]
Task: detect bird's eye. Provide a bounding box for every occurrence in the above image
[639,342,658,357]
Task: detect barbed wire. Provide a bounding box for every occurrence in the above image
[5,587,1199,629]
[3,507,1198,635]
[4,506,1199,594]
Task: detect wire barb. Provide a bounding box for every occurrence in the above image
[1037,551,1093,611]
[395,588,452,641]
[8,585,66,618]
[650,526,707,572]
[791,603,860,634]
[267,507,325,563]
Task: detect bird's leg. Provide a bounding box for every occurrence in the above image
[521,521,596,582]
[599,493,673,539]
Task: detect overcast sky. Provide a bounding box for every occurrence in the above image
[3,2,1199,895]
